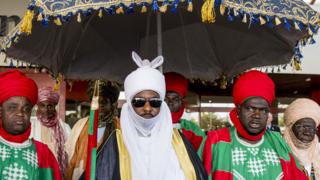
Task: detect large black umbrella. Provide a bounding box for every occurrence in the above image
[1,0,319,82]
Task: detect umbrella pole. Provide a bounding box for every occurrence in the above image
[156,12,163,72]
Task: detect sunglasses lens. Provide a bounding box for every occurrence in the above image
[131,99,146,107]
[149,100,162,108]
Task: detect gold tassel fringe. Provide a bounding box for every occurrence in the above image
[242,13,247,23]
[37,13,43,21]
[98,9,103,18]
[275,17,281,25]
[219,4,225,15]
[187,2,193,12]
[308,28,313,36]
[54,18,62,26]
[53,73,63,91]
[259,16,266,25]
[116,7,124,14]
[201,0,216,23]
[220,75,227,89]
[293,60,302,71]
[141,5,147,13]
[160,5,168,13]
[77,13,82,22]
[294,22,300,30]
[20,10,34,35]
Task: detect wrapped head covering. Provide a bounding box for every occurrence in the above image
[283,98,320,179]
[230,70,275,141]
[164,72,188,97]
[164,72,188,123]
[0,70,38,105]
[0,70,38,143]
[121,52,184,180]
[38,87,60,104]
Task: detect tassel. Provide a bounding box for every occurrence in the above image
[77,13,82,23]
[54,17,62,26]
[160,4,168,13]
[293,60,302,71]
[275,16,281,26]
[242,13,247,23]
[220,75,227,89]
[201,0,216,23]
[53,73,63,91]
[308,27,313,36]
[20,10,34,35]
[233,8,238,17]
[98,9,103,18]
[116,6,124,14]
[37,13,43,21]
[187,2,193,12]
[294,21,300,30]
[16,61,20,68]
[259,16,266,25]
[220,4,225,15]
[141,5,147,13]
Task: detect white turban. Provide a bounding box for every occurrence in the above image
[124,52,165,101]
[120,52,184,180]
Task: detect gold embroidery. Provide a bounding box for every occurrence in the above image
[116,129,132,180]
[172,129,197,180]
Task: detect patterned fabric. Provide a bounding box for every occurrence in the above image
[230,128,283,179]
[0,139,38,180]
[38,87,59,104]
[198,127,308,180]
[26,0,319,26]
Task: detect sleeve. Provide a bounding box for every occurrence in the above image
[46,146,62,180]
[180,119,206,151]
[33,140,62,180]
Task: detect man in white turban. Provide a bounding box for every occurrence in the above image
[93,52,207,180]
[284,98,320,179]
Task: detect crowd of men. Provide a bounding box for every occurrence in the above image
[0,52,319,180]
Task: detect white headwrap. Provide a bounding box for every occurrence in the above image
[283,98,320,179]
[120,52,185,180]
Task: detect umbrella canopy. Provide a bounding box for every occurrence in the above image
[1,0,319,81]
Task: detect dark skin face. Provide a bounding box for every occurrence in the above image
[165,91,183,113]
[98,96,112,121]
[132,90,161,119]
[37,100,57,119]
[237,97,270,135]
[292,118,317,143]
[0,96,32,135]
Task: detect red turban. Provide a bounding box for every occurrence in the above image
[38,87,60,104]
[230,70,275,141]
[164,72,188,98]
[0,70,38,105]
[164,72,188,123]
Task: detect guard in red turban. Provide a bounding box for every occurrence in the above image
[0,70,61,180]
[230,70,275,141]
[164,72,205,151]
[199,70,307,180]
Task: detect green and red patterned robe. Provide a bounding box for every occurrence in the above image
[198,127,307,180]
[0,137,61,180]
[175,118,206,151]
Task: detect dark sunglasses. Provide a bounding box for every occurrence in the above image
[131,97,162,108]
